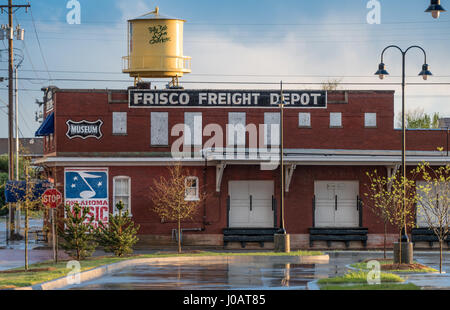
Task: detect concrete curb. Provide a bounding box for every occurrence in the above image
[346,263,442,275]
[306,279,320,290]
[13,254,329,290]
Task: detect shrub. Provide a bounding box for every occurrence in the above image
[58,204,97,260]
[96,201,140,257]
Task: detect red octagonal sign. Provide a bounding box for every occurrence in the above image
[42,189,63,209]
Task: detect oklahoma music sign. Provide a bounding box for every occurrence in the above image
[64,168,109,228]
[129,89,327,108]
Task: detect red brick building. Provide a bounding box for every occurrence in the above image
[34,86,449,249]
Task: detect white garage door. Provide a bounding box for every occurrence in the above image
[314,181,359,228]
[416,181,442,228]
[229,181,274,228]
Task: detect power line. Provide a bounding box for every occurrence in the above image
[16,18,450,26]
[17,78,450,85]
[14,13,48,84]
[28,7,52,82]
[5,78,450,86]
[31,36,450,44]
[0,68,449,78]
[2,68,450,79]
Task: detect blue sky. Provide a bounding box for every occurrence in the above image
[0,0,449,137]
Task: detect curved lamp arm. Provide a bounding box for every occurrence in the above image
[404,45,427,64]
[380,45,404,63]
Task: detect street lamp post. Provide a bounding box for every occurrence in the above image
[375,45,432,262]
[274,81,290,253]
[280,81,285,234]
[426,0,446,19]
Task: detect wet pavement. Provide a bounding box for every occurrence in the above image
[64,251,450,290]
[401,252,450,289]
[0,216,69,270]
[0,216,45,250]
[0,248,68,271]
[1,220,449,290]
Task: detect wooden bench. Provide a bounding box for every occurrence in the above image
[223,228,281,248]
[30,230,47,243]
[411,228,450,247]
[309,228,368,248]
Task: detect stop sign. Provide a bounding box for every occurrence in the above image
[42,189,63,209]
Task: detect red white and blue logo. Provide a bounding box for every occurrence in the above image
[65,170,108,199]
[64,168,109,228]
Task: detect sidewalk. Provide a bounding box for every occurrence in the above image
[0,215,69,271]
[0,248,69,271]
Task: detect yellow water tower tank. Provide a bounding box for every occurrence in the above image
[122,7,191,81]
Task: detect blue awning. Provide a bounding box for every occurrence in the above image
[35,112,54,137]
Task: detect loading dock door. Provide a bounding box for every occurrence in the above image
[416,181,442,228]
[314,181,359,227]
[229,181,274,228]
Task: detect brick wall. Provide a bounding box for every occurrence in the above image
[45,89,448,155]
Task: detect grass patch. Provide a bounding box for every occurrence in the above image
[351,259,438,273]
[321,283,419,290]
[317,271,403,285]
[0,250,323,289]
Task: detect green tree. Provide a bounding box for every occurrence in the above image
[96,201,140,257]
[0,155,8,173]
[415,163,450,273]
[0,172,8,216]
[5,159,44,270]
[0,156,9,216]
[150,165,203,253]
[364,169,418,264]
[59,204,97,261]
[396,108,440,129]
[364,170,395,259]
[321,78,342,91]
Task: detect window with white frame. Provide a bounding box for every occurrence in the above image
[185,176,199,201]
[112,112,127,135]
[364,112,377,128]
[113,176,131,215]
[330,112,342,128]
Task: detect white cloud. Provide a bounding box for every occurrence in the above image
[1,3,449,138]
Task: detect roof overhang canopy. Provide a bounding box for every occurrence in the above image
[35,112,54,137]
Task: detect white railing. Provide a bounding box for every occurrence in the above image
[122,55,191,73]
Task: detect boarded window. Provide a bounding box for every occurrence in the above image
[330,112,342,128]
[298,112,311,127]
[264,112,280,146]
[228,112,246,146]
[184,112,202,146]
[112,112,127,134]
[365,113,377,128]
[151,112,169,146]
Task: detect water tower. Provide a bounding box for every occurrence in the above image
[122,7,191,88]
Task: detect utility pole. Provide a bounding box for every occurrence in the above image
[279,81,285,233]
[0,0,30,240]
[14,63,20,234]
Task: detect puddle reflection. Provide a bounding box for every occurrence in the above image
[67,261,324,290]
